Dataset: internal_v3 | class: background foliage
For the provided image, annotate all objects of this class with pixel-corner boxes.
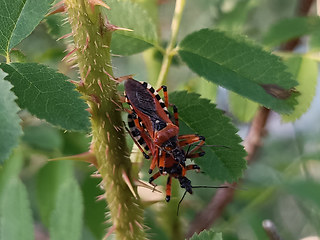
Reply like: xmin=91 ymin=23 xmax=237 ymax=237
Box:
xmin=0 ymin=0 xmax=320 ymax=239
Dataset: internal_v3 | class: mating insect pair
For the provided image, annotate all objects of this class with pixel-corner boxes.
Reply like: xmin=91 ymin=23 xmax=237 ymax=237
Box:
xmin=122 ymin=78 xmax=206 ymax=202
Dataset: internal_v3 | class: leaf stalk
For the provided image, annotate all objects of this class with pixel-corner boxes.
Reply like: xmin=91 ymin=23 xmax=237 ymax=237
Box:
xmin=156 ymin=0 xmax=186 ymax=88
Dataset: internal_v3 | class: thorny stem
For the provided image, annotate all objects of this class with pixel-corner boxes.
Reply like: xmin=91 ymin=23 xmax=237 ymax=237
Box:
xmin=186 ymin=0 xmax=314 ymax=237
xmin=156 ymin=0 xmax=186 ymax=88
xmin=65 ymin=1 xmax=145 ymax=239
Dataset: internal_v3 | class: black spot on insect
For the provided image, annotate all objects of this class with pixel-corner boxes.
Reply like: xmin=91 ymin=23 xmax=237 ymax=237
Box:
xmin=155 ymin=94 xmax=161 ymax=101
xmin=149 ymin=87 xmax=155 ymax=93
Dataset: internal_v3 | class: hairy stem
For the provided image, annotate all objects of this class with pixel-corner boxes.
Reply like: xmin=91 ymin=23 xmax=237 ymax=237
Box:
xmin=156 ymin=0 xmax=186 ymax=88
xmin=65 ymin=1 xmax=145 ymax=239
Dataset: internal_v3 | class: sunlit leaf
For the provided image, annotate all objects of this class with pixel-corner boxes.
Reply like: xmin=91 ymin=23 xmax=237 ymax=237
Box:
xmin=282 ymin=56 xmax=318 ymax=122
xmin=184 ymin=77 xmax=217 ymax=102
xmin=229 ymin=92 xmax=258 ymax=122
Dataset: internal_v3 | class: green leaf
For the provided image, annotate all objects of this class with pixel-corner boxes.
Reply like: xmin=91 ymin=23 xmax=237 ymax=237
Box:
xmin=0 ymin=69 xmax=22 ymax=164
xmin=0 ymin=149 xmax=24 ymax=194
xmin=36 ymin=161 xmax=73 ymax=226
xmin=189 ymin=230 xmax=223 ymax=240
xmin=263 ymin=16 xmax=320 ymax=47
xmin=82 ymin=176 xmax=107 ymax=239
xmin=309 ymin=30 xmax=320 ymax=50
xmin=22 ymin=124 xmax=63 ymax=151
xmin=184 ymin=77 xmax=217 ymax=102
xmin=282 ymin=56 xmax=318 ymax=122
xmin=170 ymin=91 xmax=247 ymax=182
xmin=178 ymin=29 xmax=298 ymax=114
xmin=45 ymin=14 xmax=72 ymax=40
xmin=285 ymin=180 xmax=320 ymax=209
xmin=9 ymin=49 xmax=27 ymax=63
xmin=131 ymin=0 xmax=158 ymax=25
xmin=229 ymin=92 xmax=258 ymax=122
xmin=49 ymin=178 xmax=83 ymax=240
xmin=218 ymin=0 xmax=258 ymax=32
xmin=0 ymin=0 xmax=54 ymax=56
xmin=105 ymin=0 xmax=159 ymax=55
xmin=0 ymin=63 xmax=90 ymax=131
xmin=0 ymin=178 xmax=34 ymax=240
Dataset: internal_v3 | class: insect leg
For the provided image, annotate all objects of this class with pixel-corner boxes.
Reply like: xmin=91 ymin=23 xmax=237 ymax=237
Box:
xmin=165 ymin=176 xmax=172 ymax=202
xmin=185 ymin=164 xmax=201 ymax=172
xmin=172 ymin=105 xmax=179 ymax=127
xmin=178 ymin=134 xmax=205 ymax=150
xmin=126 ymin=114 xmax=150 ymax=159
xmin=156 ymin=85 xmax=169 ymax=108
xmin=148 ymin=148 xmax=158 ymax=174
xmin=149 ymin=171 xmax=161 ymax=185
xmin=158 ymin=151 xmax=166 ymax=174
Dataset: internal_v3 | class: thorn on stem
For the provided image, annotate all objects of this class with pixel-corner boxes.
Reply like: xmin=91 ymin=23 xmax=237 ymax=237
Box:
xmin=96 ymin=194 xmax=105 ymax=201
xmin=57 ymin=32 xmax=73 ymax=41
xmin=47 ymin=2 xmax=66 ymax=16
xmin=103 ymin=225 xmax=116 ymax=240
xmin=62 ymin=48 xmax=78 ymax=62
xmin=88 ymin=0 xmax=110 ymax=12
xmin=49 ymin=151 xmax=97 ymax=167
xmin=122 ymin=169 xmax=138 ymax=199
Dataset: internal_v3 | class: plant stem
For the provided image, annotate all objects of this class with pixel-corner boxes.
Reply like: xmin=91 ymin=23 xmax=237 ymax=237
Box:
xmin=156 ymin=0 xmax=186 ymax=88
xmin=6 ymin=52 xmax=10 ymax=64
xmin=64 ymin=1 xmax=145 ymax=239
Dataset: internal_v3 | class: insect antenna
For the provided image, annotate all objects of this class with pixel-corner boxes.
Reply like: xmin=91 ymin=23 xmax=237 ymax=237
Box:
xmin=176 ymin=185 xmax=230 ymax=216
xmin=195 ymin=144 xmax=231 ymax=149
xmin=192 ymin=185 xmax=229 ymax=189
xmin=177 ymin=190 xmax=188 ymax=216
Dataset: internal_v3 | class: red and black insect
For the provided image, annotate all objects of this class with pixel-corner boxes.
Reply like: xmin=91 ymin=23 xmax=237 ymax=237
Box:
xmin=123 ymin=78 xmax=208 ymax=201
xmin=124 ymin=78 xmax=205 ymax=174
xmin=121 ymin=78 xmax=231 ymax=204
xmin=127 ymin=112 xmax=202 ymax=202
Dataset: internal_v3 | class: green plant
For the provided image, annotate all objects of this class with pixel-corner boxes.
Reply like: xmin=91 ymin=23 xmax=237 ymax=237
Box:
xmin=0 ymin=0 xmax=319 ymax=240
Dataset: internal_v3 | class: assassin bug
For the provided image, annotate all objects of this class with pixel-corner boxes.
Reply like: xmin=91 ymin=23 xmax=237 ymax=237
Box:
xmin=127 ymin=113 xmax=201 ymax=202
xmin=124 ymin=78 xmax=205 ymax=174
xmin=121 ymin=78 xmax=230 ymax=202
xmin=122 ymin=78 xmax=208 ymax=201
xmin=127 ymin=113 xmax=229 ymax=203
